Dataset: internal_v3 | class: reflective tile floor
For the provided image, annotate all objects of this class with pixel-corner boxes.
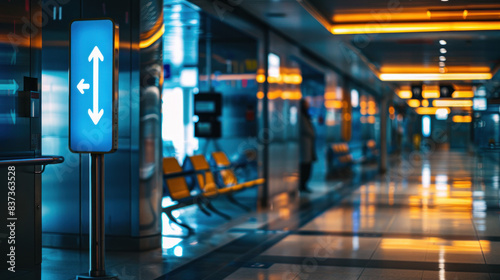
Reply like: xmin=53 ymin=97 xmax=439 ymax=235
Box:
xmin=214 ymin=151 xmax=500 ymax=280
xmin=7 ymin=151 xmax=500 ymax=279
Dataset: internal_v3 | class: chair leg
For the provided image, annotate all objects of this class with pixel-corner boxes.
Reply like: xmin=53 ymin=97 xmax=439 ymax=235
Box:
xmin=227 ymin=194 xmax=251 ymax=212
xmin=205 ymin=200 xmax=232 ymax=220
xmin=195 ymin=198 xmax=213 ymax=217
xmin=164 ymin=207 xmax=195 ymax=235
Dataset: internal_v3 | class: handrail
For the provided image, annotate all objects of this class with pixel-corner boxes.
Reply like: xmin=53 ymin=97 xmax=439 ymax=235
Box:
xmin=0 ymin=156 xmax=64 ymax=167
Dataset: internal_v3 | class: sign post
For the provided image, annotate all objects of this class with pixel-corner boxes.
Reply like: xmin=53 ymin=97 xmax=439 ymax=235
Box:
xmin=69 ymin=18 xmax=118 ymax=280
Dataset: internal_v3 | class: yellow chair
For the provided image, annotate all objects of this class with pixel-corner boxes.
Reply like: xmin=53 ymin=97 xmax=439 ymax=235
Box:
xmin=211 ymin=151 xmax=265 ymax=188
xmin=187 ymin=155 xmax=247 ymax=219
xmin=188 ymin=155 xmax=246 ymax=193
xmin=162 ymin=157 xmax=216 ymax=235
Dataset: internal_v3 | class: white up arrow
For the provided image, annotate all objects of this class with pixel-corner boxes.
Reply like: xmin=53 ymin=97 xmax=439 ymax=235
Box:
xmin=77 ymin=79 xmax=90 ymax=94
xmin=88 ymin=46 xmax=104 ymax=125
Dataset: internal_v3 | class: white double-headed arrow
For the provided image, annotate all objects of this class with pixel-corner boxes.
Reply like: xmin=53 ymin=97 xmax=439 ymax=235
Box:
xmin=76 ymin=46 xmax=105 ymax=124
xmin=87 ymin=46 xmax=104 ymax=125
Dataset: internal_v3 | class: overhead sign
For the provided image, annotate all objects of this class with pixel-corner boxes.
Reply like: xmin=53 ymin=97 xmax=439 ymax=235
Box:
xmin=69 ymin=19 xmax=118 ymax=153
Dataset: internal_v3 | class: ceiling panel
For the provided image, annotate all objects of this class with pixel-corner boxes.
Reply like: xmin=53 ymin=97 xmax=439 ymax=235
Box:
xmin=195 ymin=0 xmax=500 ymax=91
xmin=308 ymin=0 xmax=500 ymax=19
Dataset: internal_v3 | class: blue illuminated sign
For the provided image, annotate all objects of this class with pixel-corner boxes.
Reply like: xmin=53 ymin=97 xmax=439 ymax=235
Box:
xmin=69 ymin=19 xmax=118 ymax=153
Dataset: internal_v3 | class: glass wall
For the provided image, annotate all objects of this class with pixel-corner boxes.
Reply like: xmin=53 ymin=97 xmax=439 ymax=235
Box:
xmin=162 ymin=1 xmax=200 ymax=161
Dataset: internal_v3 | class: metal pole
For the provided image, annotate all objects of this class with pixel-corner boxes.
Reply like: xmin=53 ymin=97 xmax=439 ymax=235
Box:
xmin=78 ymin=154 xmax=116 ymax=279
xmin=379 ymin=98 xmax=388 ymax=173
xmin=261 ymin=29 xmax=270 ymax=208
xmin=90 ymin=153 xmax=105 ymax=277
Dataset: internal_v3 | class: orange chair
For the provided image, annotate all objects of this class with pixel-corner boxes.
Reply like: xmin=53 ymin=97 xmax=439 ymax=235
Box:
xmin=186 ymin=155 xmax=249 ymax=218
xmin=211 ymin=151 xmax=265 ymax=211
xmin=162 ymin=157 xmax=216 ymax=235
xmin=211 ymin=151 xmax=265 ymax=188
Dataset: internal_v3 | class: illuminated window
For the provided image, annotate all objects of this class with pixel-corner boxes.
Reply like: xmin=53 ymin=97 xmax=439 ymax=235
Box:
xmin=268 ymin=53 xmax=280 ymax=78
xmin=351 ymin=89 xmax=359 ymax=108
xmin=436 ymin=108 xmax=449 ymax=120
xmin=180 ymin=68 xmax=198 ymax=87
xmin=422 ymin=116 xmax=431 ymax=137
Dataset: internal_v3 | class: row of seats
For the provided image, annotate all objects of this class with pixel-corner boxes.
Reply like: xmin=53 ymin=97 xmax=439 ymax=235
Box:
xmin=327 ymin=140 xmax=379 ymax=176
xmin=364 ymin=139 xmax=379 ymax=162
xmin=162 ymin=151 xmax=264 ymax=235
xmin=327 ymin=142 xmax=356 ymax=175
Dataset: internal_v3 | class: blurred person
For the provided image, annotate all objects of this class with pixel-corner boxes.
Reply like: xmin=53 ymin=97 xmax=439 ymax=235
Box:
xmin=299 ymin=99 xmax=317 ymax=193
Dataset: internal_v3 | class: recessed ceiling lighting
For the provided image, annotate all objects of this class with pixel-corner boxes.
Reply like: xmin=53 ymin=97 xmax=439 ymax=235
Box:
xmin=439 ymin=40 xmax=447 ymax=45
xmin=439 ymin=62 xmax=445 ymax=67
xmin=440 ymin=48 xmax=447 ymax=54
xmin=439 ymin=56 xmax=446 ymax=61
xmin=441 ymin=0 xmax=448 ymax=2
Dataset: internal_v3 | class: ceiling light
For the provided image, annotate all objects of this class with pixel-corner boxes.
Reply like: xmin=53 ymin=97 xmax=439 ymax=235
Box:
xmin=439 ymin=68 xmax=446 ymax=73
xmin=452 ymin=91 xmax=474 ymax=98
xmin=439 ymin=40 xmax=447 ymax=45
xmin=329 ymin=21 xmax=500 ymax=34
xmin=433 ymin=99 xmax=473 ymax=107
xmin=439 ymin=56 xmax=446 ymax=61
xmin=397 ymin=90 xmax=412 ymax=99
xmin=407 ymin=99 xmax=421 ymax=107
xmin=332 ymin=10 xmax=500 ymax=23
xmin=440 ymin=48 xmax=447 ymax=54
xmin=422 ymin=86 xmax=440 ymax=98
xmin=416 ymin=107 xmax=450 ymax=115
xmin=452 ymin=115 xmax=472 ymax=123
xmin=379 ymin=73 xmax=491 ymax=81
xmin=439 ymin=62 xmax=445 ymax=67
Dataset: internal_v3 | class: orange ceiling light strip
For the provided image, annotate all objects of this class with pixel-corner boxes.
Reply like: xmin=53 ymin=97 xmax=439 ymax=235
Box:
xmin=332 ymin=10 xmax=500 ymax=23
xmin=415 ymin=107 xmax=450 ymax=115
xmin=452 ymin=91 xmax=474 ymax=98
xmin=397 ymin=90 xmax=412 ymax=99
xmin=427 ymin=10 xmax=466 ymax=19
xmin=453 ymin=115 xmax=472 ymax=123
xmin=330 ymin=21 xmax=500 ymax=35
xmin=333 ymin=12 xmax=430 ymax=23
xmin=407 ymin=99 xmax=420 ymax=108
xmin=380 ymin=66 xmax=491 ymax=73
xmin=325 ymin=100 xmax=343 ymax=109
xmin=379 ymin=73 xmax=492 ymax=81
xmin=422 ymin=85 xmax=440 ymax=99
xmin=433 ymin=99 xmax=473 ymax=107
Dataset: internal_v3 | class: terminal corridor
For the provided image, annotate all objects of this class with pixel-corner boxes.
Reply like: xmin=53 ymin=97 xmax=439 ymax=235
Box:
xmin=214 ymin=151 xmax=500 ymax=280
xmin=4 ymin=0 xmax=500 ymax=279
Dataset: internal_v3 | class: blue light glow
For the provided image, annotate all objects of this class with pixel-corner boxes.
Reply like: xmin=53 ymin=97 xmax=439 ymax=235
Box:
xmin=422 ymin=116 xmax=431 ymax=137
xmin=351 ymin=89 xmax=359 ymax=108
xmin=70 ymin=19 xmax=115 ymax=153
